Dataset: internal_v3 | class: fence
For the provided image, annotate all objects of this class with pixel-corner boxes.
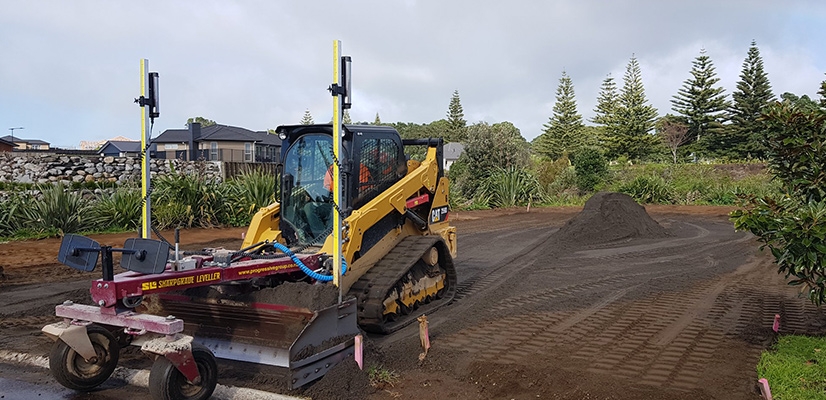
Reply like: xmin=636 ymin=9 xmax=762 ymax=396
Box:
xmin=222 ymin=162 xmax=278 ymax=180
xmin=153 ymin=149 xmax=279 ymax=164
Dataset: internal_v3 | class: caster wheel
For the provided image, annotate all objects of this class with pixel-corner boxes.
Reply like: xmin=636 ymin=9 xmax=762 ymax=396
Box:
xmin=49 ymin=324 xmax=120 ymax=391
xmin=149 ymin=343 xmax=217 ymax=400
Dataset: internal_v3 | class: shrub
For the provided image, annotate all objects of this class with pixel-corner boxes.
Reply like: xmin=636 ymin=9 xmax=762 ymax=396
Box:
xmin=535 ymin=156 xmax=570 ymax=193
xmin=0 ymin=193 xmax=26 ymax=237
xmin=151 ymin=172 xmax=226 ymax=229
xmin=20 ymin=183 xmax=95 ymax=235
xmin=571 ymin=147 xmax=608 ymax=193
xmin=481 ymin=166 xmax=540 ymax=208
xmin=619 ymin=175 xmax=673 ymax=204
xmin=222 ymin=170 xmax=278 ymax=226
xmin=92 ymin=187 xmax=143 ymax=231
xmin=732 ymin=98 xmax=826 ymax=304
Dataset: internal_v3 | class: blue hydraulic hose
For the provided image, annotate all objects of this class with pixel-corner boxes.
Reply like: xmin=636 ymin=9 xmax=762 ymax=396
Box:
xmin=271 ymin=242 xmax=347 ymax=282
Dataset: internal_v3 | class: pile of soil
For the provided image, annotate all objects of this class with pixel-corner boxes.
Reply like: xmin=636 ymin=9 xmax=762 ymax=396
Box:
xmin=554 ymin=192 xmax=668 ymax=245
xmin=0 ymin=266 xmax=5 ymax=282
xmin=241 ymin=281 xmax=339 ymax=310
xmin=303 ymin=358 xmax=374 ymax=400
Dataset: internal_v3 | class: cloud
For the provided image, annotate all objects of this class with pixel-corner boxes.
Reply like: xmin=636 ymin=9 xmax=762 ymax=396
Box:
xmin=1 ymin=0 xmax=824 ymax=146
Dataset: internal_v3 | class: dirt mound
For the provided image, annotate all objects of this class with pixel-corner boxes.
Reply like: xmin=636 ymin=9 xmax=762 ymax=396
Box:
xmin=555 ymin=192 xmax=668 ymax=245
xmin=303 ymin=358 xmax=374 ymax=400
xmin=241 ymin=281 xmax=339 ymax=310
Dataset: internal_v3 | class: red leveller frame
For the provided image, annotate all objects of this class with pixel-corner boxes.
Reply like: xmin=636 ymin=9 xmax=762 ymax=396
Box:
xmin=43 ymin=248 xmax=322 ymax=395
xmin=89 ymin=254 xmax=314 ymax=312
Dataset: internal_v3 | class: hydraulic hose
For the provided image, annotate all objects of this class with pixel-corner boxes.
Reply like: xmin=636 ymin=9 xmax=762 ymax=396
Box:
xmin=271 ymin=242 xmax=346 ymax=282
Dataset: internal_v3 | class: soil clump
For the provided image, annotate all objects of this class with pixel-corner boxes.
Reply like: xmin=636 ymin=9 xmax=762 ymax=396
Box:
xmin=303 ymin=358 xmax=374 ymax=400
xmin=554 ymin=191 xmax=668 ymax=245
xmin=240 ymin=281 xmax=339 ymax=310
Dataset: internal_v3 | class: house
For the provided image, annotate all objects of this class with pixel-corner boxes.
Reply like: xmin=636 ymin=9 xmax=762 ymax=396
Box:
xmin=152 ymin=123 xmax=281 ymax=163
xmin=98 ymin=140 xmax=142 ymax=157
xmin=0 ymin=135 xmax=50 ymax=151
xmin=80 ymin=135 xmax=136 ymax=150
xmin=0 ymin=137 xmax=14 ymax=152
xmin=443 ymin=142 xmax=464 ymax=171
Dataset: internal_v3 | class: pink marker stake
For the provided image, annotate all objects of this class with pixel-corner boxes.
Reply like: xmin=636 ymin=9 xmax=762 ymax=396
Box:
xmin=354 ymin=334 xmax=363 ymax=370
xmin=758 ymin=378 xmax=773 ymax=400
xmin=772 ymin=314 xmax=780 ymax=333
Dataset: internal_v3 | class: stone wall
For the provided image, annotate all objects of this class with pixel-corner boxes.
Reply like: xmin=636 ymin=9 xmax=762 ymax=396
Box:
xmin=0 ymin=153 xmax=223 ymax=185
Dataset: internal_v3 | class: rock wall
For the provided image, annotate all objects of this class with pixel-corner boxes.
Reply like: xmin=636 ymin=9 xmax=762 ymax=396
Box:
xmin=0 ymin=153 xmax=223 ymax=185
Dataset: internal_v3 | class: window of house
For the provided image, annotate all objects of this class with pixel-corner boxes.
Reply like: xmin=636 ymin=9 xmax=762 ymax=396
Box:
xmin=210 ymin=142 xmax=218 ymax=161
xmin=244 ymin=143 xmax=253 ymax=162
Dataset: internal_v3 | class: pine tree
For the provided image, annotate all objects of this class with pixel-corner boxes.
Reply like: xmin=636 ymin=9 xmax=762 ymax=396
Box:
xmin=591 ymin=74 xmax=619 ymax=148
xmin=592 ymin=74 xmax=618 ymax=127
xmin=300 ymin=109 xmax=314 ymax=125
xmin=534 ymin=71 xmax=584 ymax=160
xmin=608 ymin=56 xmax=659 ymax=160
xmin=446 ymin=90 xmax=467 ymax=142
xmin=671 ymin=49 xmax=730 ymax=156
xmin=373 ymin=113 xmax=382 ymax=125
xmin=728 ymin=41 xmax=776 ymax=159
xmin=343 ymin=110 xmax=352 ymax=124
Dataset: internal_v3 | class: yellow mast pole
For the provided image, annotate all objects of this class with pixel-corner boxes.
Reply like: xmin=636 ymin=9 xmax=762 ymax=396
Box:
xmin=139 ymin=59 xmax=151 ymax=239
xmin=332 ymin=41 xmax=343 ymax=302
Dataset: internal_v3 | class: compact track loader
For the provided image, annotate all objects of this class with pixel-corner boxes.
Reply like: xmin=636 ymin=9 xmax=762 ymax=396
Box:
xmin=42 ymin=123 xmax=457 ymax=400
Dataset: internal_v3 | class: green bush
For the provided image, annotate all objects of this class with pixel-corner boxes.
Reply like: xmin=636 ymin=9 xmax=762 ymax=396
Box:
xmin=0 ymin=193 xmax=26 ymax=237
xmin=481 ymin=167 xmax=540 ymax=208
xmin=619 ymin=175 xmax=673 ymax=204
xmin=20 ymin=183 xmax=95 ymax=235
xmin=571 ymin=147 xmax=607 ymax=193
xmin=732 ymin=98 xmax=826 ymax=304
xmin=151 ymin=172 xmax=226 ymax=229
xmin=222 ymin=170 xmax=278 ymax=226
xmin=92 ymin=187 xmax=143 ymax=231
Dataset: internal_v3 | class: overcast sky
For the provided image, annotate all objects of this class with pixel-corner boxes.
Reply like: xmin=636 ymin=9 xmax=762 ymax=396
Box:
xmin=2 ymin=1 xmax=825 ymax=148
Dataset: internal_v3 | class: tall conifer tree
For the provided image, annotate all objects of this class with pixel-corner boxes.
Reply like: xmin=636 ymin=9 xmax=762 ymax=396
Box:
xmin=818 ymin=74 xmax=826 ymax=108
xmin=608 ymin=56 xmax=658 ymax=160
xmin=300 ymin=109 xmax=314 ymax=125
xmin=446 ymin=90 xmax=467 ymax=142
xmin=671 ymin=49 xmax=730 ymax=156
xmin=591 ymin=74 xmax=619 ymax=147
xmin=728 ymin=41 xmax=776 ymax=159
xmin=534 ymin=71 xmax=584 ymax=160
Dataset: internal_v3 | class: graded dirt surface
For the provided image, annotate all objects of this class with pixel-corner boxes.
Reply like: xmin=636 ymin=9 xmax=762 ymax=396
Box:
xmin=1 ymin=203 xmax=822 ymax=400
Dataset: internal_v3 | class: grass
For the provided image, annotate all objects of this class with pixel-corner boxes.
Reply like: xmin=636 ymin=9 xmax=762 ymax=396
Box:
xmin=367 ymin=364 xmax=399 ymax=388
xmin=758 ymin=335 xmax=826 ymax=399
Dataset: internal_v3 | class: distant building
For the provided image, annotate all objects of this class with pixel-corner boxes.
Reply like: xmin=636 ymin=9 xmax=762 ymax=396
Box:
xmin=98 ymin=140 xmax=142 ymax=157
xmin=0 ymin=137 xmax=14 ymax=152
xmin=80 ymin=136 xmax=136 ymax=150
xmin=152 ymin=123 xmax=281 ymax=163
xmin=443 ymin=142 xmax=464 ymax=171
xmin=0 ymin=135 xmax=50 ymax=151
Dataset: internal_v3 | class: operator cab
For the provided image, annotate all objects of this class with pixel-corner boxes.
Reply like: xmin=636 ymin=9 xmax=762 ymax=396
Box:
xmin=276 ymin=124 xmax=407 ymax=246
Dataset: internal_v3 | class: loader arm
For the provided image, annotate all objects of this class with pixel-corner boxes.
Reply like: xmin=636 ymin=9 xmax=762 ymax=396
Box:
xmin=324 ymin=145 xmax=457 ymax=292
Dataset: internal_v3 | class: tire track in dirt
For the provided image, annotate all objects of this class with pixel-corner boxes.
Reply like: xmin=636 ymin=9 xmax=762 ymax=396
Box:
xmin=452 ymin=227 xmax=561 ymax=302
xmin=440 ymin=219 xmax=821 ymax=394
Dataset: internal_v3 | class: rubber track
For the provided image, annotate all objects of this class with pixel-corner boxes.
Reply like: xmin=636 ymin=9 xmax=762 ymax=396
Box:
xmin=348 ymin=235 xmax=458 ymax=334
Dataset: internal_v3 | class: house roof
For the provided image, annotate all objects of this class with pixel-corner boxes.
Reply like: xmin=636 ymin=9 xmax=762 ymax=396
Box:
xmin=444 ymin=142 xmax=465 ymax=160
xmin=153 ymin=124 xmax=281 ymax=146
xmin=0 ymin=135 xmax=50 ymax=145
xmin=100 ymin=140 xmax=142 ymax=154
xmin=0 ymin=137 xmax=14 ymax=146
